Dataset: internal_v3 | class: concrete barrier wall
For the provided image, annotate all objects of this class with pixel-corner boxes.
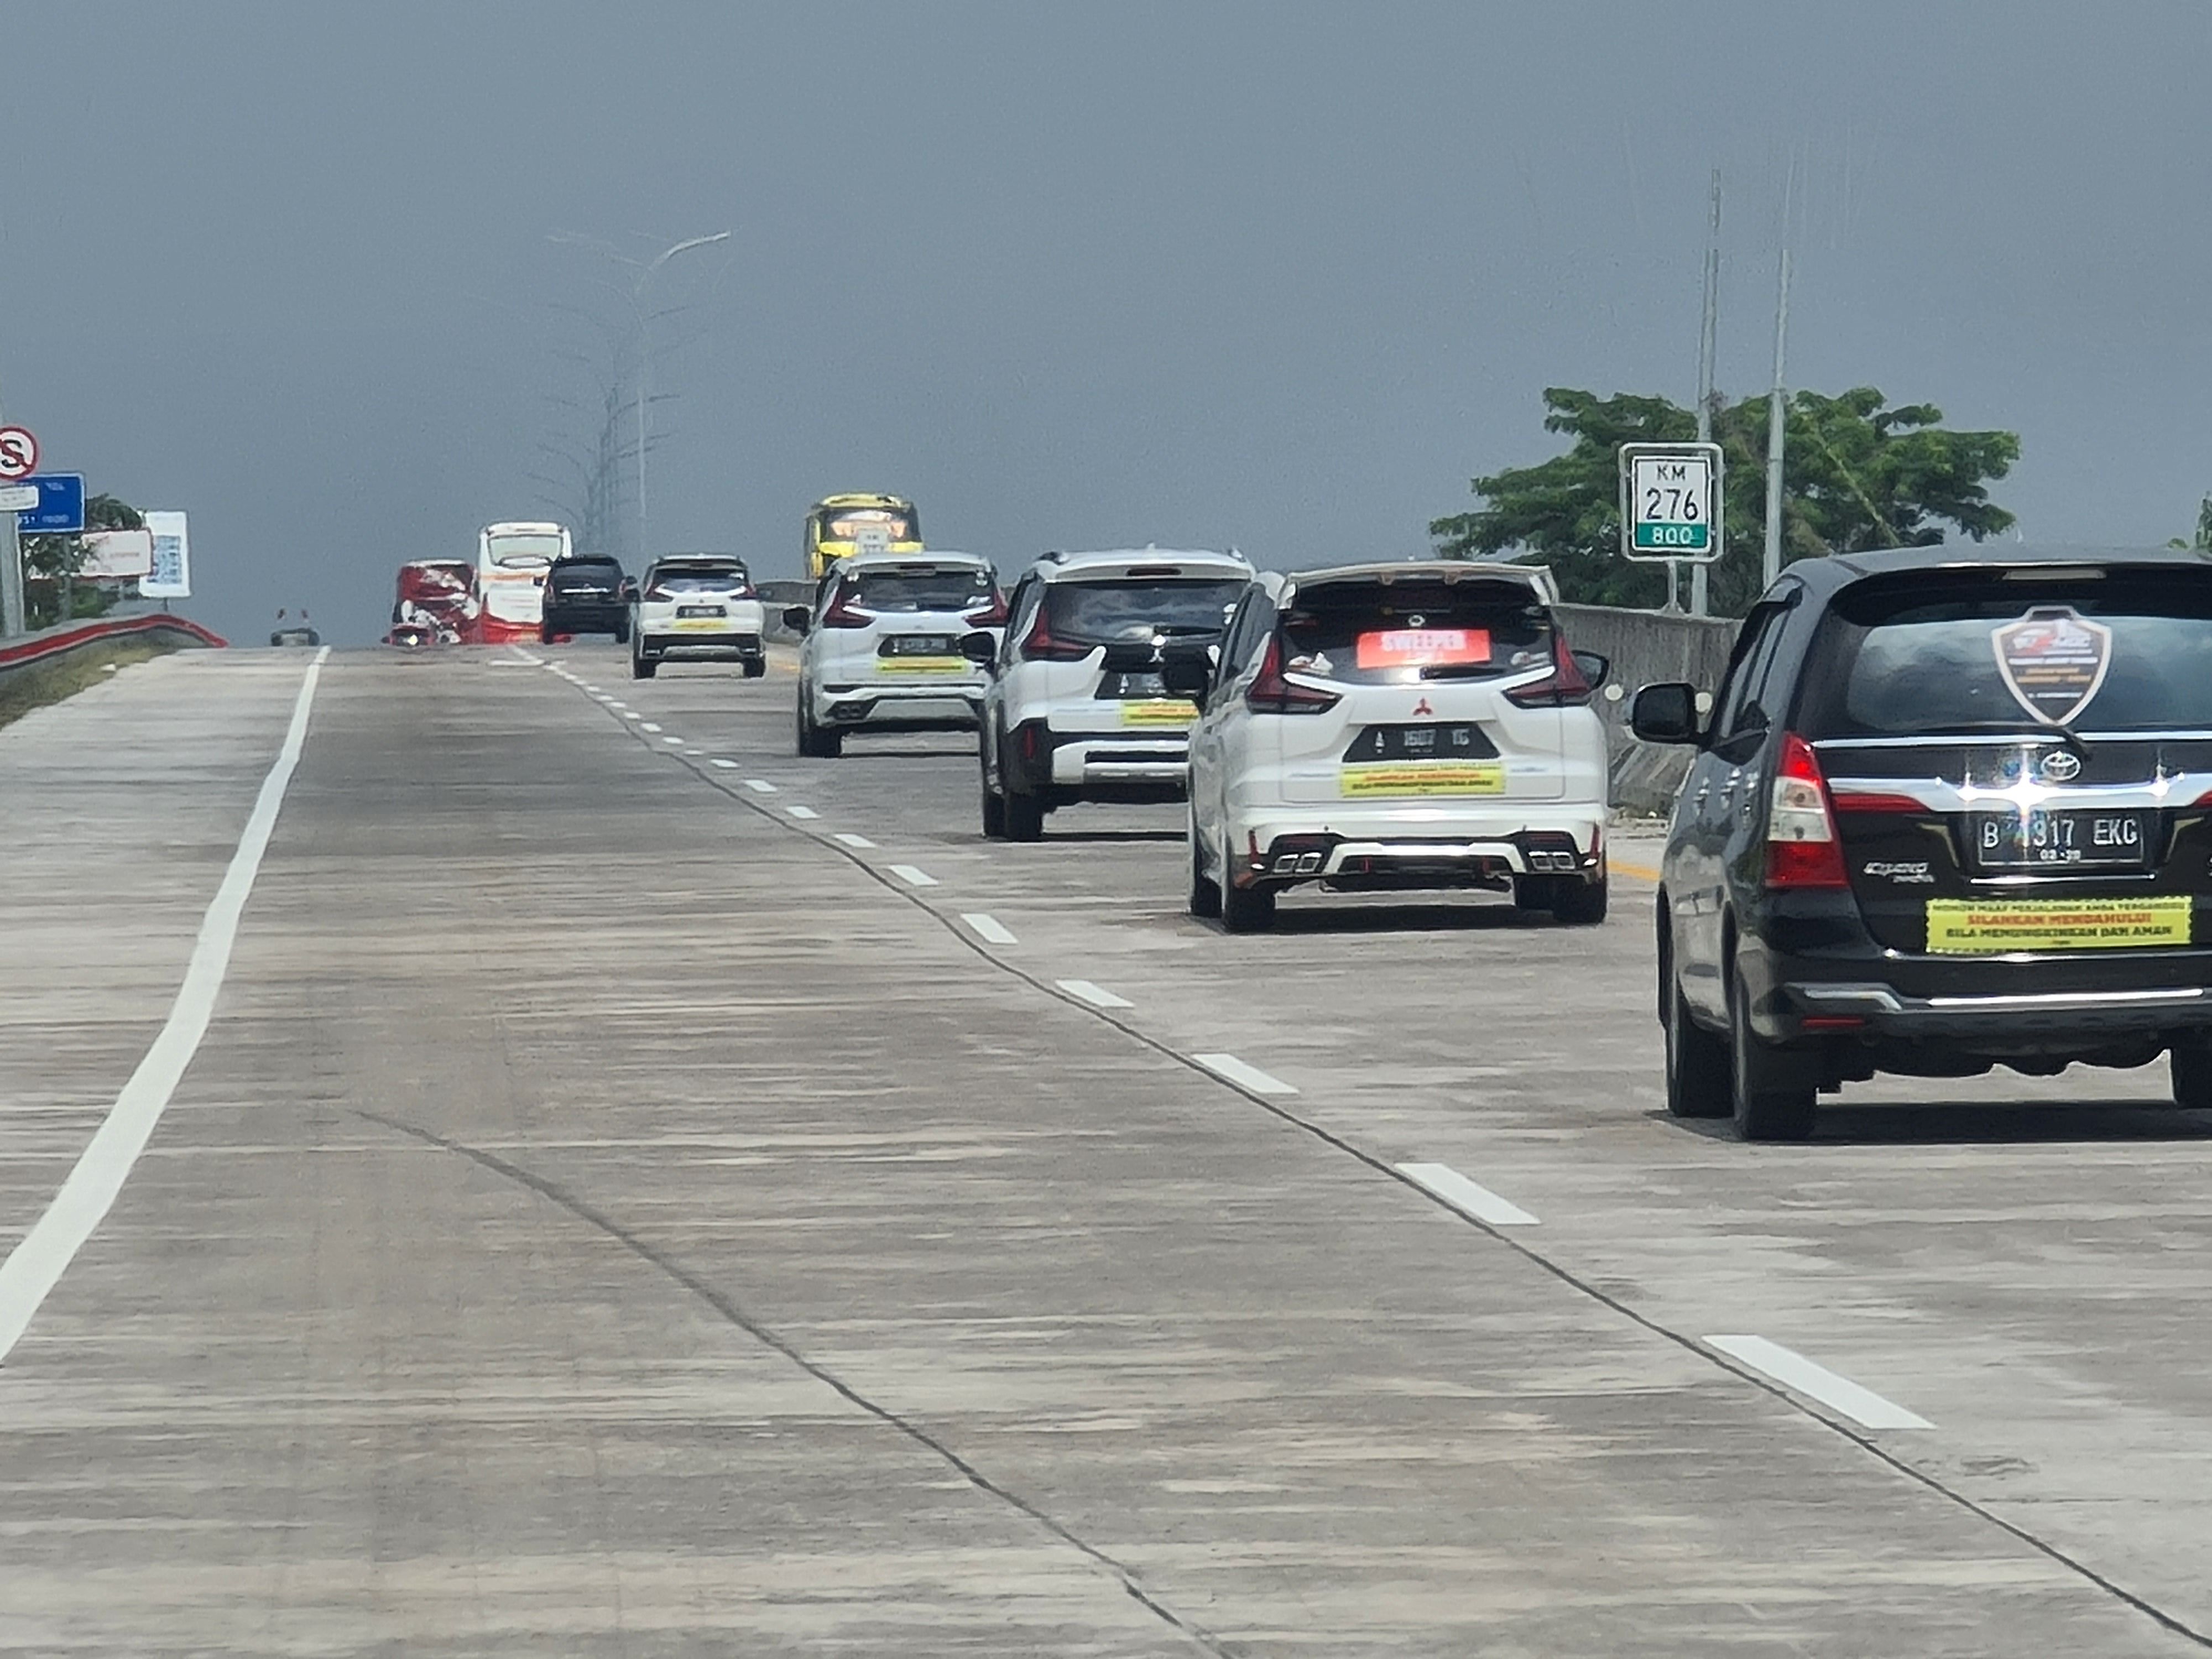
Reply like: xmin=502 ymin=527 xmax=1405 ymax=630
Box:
xmin=1554 ymin=603 xmax=1740 ymax=818
xmin=0 ymin=613 xmax=227 ymax=728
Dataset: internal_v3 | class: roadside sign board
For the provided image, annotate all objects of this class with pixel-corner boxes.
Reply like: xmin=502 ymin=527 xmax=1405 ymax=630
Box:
xmin=1619 ymin=442 xmax=1723 ymax=564
xmin=15 ymin=473 xmax=85 ymax=535
xmin=80 ymin=528 xmax=153 ymax=580
xmin=0 ymin=484 xmax=37 ymax=513
xmin=142 ymin=511 xmax=191 ymax=598
xmin=0 ymin=426 xmax=36 ymax=481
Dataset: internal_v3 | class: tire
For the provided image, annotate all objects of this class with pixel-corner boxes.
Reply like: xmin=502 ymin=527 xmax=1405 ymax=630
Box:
xmin=979 ymin=729 xmax=1008 ymax=838
xmin=614 ymin=615 xmax=632 ymax=645
xmin=1665 ymin=965 xmax=1733 ymax=1119
xmin=1511 ymin=875 xmax=1557 ymax=911
xmin=1730 ymin=967 xmax=1817 ymax=1142
xmin=1552 ymin=876 xmax=1609 ymax=926
xmin=2173 ymin=1042 xmax=2212 ymax=1109
xmin=1004 ymin=790 xmax=1045 ymax=842
xmin=1188 ymin=817 xmax=1223 ymax=919
xmin=1222 ymin=877 xmax=1277 ymax=933
xmin=630 ymin=651 xmax=656 ymax=680
xmin=742 ymin=658 xmax=766 ymax=679
xmin=795 ymin=701 xmax=841 ymax=758
xmin=539 ymin=619 xmax=557 ymax=645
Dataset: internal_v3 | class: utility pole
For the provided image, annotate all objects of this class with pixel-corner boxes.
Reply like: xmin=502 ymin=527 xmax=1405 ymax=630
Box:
xmin=1690 ymin=169 xmax=1720 ymax=618
xmin=1761 ymin=247 xmax=1792 ymax=591
xmin=0 ymin=364 xmax=22 ymax=637
xmin=630 ymin=231 xmax=731 ymax=565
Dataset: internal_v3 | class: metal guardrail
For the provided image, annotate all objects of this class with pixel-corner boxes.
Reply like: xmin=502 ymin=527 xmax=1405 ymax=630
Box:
xmin=0 ymin=613 xmax=227 ymax=682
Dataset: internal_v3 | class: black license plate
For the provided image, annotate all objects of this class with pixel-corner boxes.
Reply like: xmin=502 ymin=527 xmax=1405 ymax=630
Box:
xmin=677 ymin=604 xmax=725 ymax=619
xmin=1969 ymin=809 xmax=2153 ymax=872
xmin=883 ymin=634 xmax=956 ymax=656
xmin=1103 ymin=670 xmax=1170 ymax=698
xmin=1343 ymin=722 xmax=1498 ymax=763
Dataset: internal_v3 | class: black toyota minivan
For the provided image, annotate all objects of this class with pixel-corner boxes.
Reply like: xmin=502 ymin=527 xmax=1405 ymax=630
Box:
xmin=1632 ymin=545 xmax=2212 ymax=1140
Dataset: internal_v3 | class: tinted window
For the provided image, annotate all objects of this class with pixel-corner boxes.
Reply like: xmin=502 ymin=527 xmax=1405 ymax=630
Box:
xmin=1712 ymin=603 xmax=1791 ymax=741
xmin=649 ymin=564 xmax=749 ymax=594
xmin=1277 ymin=578 xmax=1552 ymax=685
xmin=848 ymin=567 xmax=994 ymax=613
xmin=1044 ymin=580 xmax=1245 ymax=643
xmin=817 ymin=507 xmax=917 ymax=544
xmin=1798 ymin=569 xmax=2212 ymax=737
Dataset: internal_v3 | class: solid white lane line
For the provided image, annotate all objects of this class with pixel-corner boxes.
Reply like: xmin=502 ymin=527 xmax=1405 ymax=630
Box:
xmin=1396 ymin=1161 xmax=1539 ymax=1227
xmin=0 ymin=649 xmax=329 ymax=1364
xmin=889 ymin=864 xmax=938 ymax=887
xmin=786 ymin=805 xmax=819 ymax=820
xmin=835 ymin=833 xmax=876 ymax=849
xmin=641 ymin=721 xmax=663 ymax=732
xmin=1193 ymin=1053 xmax=1297 ymax=1095
xmin=710 ymin=758 xmax=738 ymax=769
xmin=1705 ymin=1335 xmax=1933 ymax=1431
xmin=962 ymin=912 xmax=1018 ymax=945
xmin=1057 ymin=979 xmax=1133 ymax=1010
xmin=744 ymin=779 xmax=778 ymax=794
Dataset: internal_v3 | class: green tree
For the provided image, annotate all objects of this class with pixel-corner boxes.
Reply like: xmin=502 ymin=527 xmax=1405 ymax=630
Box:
xmin=1431 ymin=387 xmax=2020 ymax=614
xmin=2170 ymin=496 xmax=2212 ymax=551
xmin=24 ymin=494 xmax=143 ymax=628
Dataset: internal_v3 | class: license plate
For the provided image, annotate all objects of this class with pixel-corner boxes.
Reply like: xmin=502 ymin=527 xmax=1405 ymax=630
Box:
xmin=883 ymin=634 xmax=956 ymax=656
xmin=1927 ymin=896 xmax=2193 ymax=954
xmin=1105 ymin=670 xmax=1170 ymax=698
xmin=1120 ymin=698 xmax=1198 ymax=727
xmin=676 ymin=604 xmax=725 ymax=618
xmin=1339 ymin=760 xmax=1506 ymax=797
xmin=672 ymin=618 xmax=731 ymax=632
xmin=1343 ymin=722 xmax=1498 ymax=763
xmin=1968 ymin=809 xmax=2152 ymax=872
xmin=874 ymin=656 xmax=969 ymax=676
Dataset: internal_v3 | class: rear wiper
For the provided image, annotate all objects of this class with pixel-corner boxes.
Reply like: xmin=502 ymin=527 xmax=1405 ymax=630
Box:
xmin=1418 ymin=664 xmax=1501 ymax=680
xmin=1917 ymin=720 xmax=2093 ymax=760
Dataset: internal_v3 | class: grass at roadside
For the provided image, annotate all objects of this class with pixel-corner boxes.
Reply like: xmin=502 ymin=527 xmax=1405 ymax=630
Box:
xmin=0 ymin=638 xmax=182 ymax=732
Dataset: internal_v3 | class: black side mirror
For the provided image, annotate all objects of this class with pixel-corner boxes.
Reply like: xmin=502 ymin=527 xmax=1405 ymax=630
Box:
xmin=1630 ymin=682 xmax=1702 ymax=745
xmin=781 ymin=605 xmax=812 ymax=634
xmin=1573 ymin=650 xmax=1610 ymax=691
xmin=1159 ymin=643 xmax=1214 ymax=702
xmin=959 ymin=630 xmax=998 ymax=666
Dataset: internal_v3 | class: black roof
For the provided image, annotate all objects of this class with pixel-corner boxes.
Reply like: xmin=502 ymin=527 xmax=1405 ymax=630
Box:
xmin=1782 ymin=542 xmax=2212 ymax=598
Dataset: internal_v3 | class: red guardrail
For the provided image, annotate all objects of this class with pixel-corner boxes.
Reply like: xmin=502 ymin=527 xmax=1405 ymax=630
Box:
xmin=0 ymin=613 xmax=227 ymax=672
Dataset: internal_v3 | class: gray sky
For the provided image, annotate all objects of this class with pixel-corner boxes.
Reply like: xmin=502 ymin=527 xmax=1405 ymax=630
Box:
xmin=5 ymin=1 xmax=2208 ymax=643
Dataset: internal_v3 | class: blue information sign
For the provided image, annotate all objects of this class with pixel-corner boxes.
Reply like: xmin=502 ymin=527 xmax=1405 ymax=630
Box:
xmin=17 ymin=473 xmax=85 ymax=535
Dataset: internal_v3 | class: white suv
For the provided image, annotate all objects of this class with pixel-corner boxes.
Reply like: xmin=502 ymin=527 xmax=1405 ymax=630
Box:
xmin=972 ymin=548 xmax=1253 ymax=841
xmin=786 ymin=551 xmax=1004 ymax=758
xmin=631 ymin=555 xmax=767 ymax=679
xmin=1168 ymin=562 xmax=1611 ymax=931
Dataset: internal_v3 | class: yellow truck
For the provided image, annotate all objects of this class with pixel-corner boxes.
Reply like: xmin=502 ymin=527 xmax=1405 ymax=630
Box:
xmin=805 ymin=493 xmax=922 ymax=579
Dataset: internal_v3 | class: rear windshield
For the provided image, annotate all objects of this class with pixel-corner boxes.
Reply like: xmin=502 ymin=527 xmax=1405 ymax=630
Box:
xmin=1045 ymin=580 xmax=1244 ymax=643
xmin=1798 ymin=569 xmax=2212 ymax=737
xmin=650 ymin=565 xmax=748 ymax=593
xmin=552 ymin=560 xmax=623 ymax=581
xmin=848 ymin=567 xmax=994 ymax=613
xmin=818 ymin=507 xmax=917 ymax=544
xmin=1281 ymin=579 xmax=1554 ymax=685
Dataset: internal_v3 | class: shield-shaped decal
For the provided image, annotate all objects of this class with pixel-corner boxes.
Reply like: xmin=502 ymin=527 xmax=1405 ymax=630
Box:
xmin=1991 ymin=606 xmax=2112 ymax=725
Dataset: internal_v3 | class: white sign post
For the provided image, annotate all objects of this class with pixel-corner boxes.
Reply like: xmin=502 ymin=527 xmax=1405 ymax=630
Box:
xmin=0 ymin=425 xmax=32 ymax=638
xmin=1619 ymin=441 xmax=1724 ymax=568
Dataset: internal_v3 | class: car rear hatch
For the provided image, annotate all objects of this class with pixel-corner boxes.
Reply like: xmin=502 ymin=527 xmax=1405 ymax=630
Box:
xmin=839 ymin=564 xmax=1000 ymax=677
xmin=1271 ymin=574 xmax=1580 ymax=802
xmin=1030 ymin=570 xmax=1246 ymax=726
xmin=1799 ymin=563 xmax=2212 ymax=961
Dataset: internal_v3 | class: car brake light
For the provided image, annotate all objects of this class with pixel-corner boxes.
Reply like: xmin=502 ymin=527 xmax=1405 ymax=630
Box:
xmin=822 ymin=586 xmax=872 ymax=629
xmin=966 ymin=590 xmax=1009 ymax=627
xmin=1020 ymin=604 xmax=1093 ymax=661
xmin=1831 ymin=789 xmax=1934 ymax=814
xmin=1765 ymin=732 xmax=1851 ymax=889
xmin=1245 ymin=634 xmax=1340 ymax=715
xmin=1503 ymin=635 xmax=1593 ymax=708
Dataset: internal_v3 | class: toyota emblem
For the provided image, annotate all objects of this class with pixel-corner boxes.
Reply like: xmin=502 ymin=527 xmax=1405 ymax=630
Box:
xmin=2038 ymin=748 xmax=2083 ymax=784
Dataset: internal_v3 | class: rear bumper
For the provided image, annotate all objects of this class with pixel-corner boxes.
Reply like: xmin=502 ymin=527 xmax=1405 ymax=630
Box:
xmin=1230 ymin=804 xmax=1603 ymax=886
xmin=642 ymin=632 xmax=763 ymax=659
xmin=1047 ymin=732 xmax=1189 ymax=789
xmin=1785 ymin=980 xmax=2212 ymax=1041
xmin=821 ymin=681 xmax=984 ymax=728
xmin=545 ymin=602 xmax=626 ymax=632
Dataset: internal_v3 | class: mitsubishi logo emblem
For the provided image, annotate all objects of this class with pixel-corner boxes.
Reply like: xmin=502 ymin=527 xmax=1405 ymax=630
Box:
xmin=1412 ymin=697 xmax=1434 ymax=717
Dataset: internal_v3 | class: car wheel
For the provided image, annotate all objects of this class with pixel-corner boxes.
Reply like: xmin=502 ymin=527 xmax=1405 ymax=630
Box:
xmin=539 ymin=620 xmax=556 ymax=645
xmin=2172 ymin=1042 xmax=2212 ymax=1109
xmin=1729 ymin=967 xmax=1817 ymax=1142
xmin=614 ymin=615 xmax=632 ymax=644
xmin=742 ymin=658 xmax=767 ymax=679
xmin=1003 ymin=789 xmax=1045 ymax=842
xmin=1221 ymin=876 xmax=1276 ymax=933
xmin=630 ymin=650 xmax=656 ymax=680
xmin=796 ymin=701 xmax=841 ymax=758
xmin=1552 ymin=875 xmax=1608 ymax=926
xmin=1188 ymin=815 xmax=1223 ymax=919
xmin=1665 ymin=965 xmax=1733 ymax=1119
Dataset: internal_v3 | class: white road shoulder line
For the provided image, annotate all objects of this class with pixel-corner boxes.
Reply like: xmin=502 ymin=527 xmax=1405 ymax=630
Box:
xmin=1705 ymin=1335 xmax=1932 ymax=1430
xmin=1058 ymin=979 xmax=1133 ymax=1010
xmin=1193 ymin=1053 xmax=1297 ymax=1095
xmin=889 ymin=864 xmax=938 ymax=887
xmin=743 ymin=778 xmax=778 ymax=794
xmin=962 ymin=912 xmax=1018 ymax=945
xmin=1396 ymin=1161 xmax=1540 ymax=1227
xmin=0 ymin=648 xmax=329 ymax=1364
xmin=835 ymin=833 xmax=876 ymax=849
xmin=786 ymin=805 xmax=819 ymax=820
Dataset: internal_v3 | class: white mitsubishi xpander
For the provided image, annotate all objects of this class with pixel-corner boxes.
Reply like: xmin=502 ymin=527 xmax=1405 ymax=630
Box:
xmin=1168 ymin=562 xmax=1611 ymax=932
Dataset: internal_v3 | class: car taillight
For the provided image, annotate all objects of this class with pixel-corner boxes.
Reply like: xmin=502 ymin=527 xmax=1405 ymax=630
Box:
xmin=1831 ymin=788 xmax=1934 ymax=815
xmin=822 ymin=587 xmax=872 ymax=629
xmin=1765 ymin=732 xmax=1850 ymax=890
xmin=1503 ymin=635 xmax=1593 ymax=708
xmin=1245 ymin=635 xmax=1340 ymax=715
xmin=1019 ymin=606 xmax=1093 ymax=661
xmin=966 ymin=591 xmax=1009 ymax=628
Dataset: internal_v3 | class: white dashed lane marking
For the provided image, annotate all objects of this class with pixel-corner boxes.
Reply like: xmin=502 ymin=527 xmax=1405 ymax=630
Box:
xmin=1397 ymin=1161 xmax=1539 ymax=1228
xmin=786 ymin=805 xmax=819 ymax=820
xmin=889 ymin=864 xmax=938 ymax=888
xmin=744 ymin=779 xmax=778 ymax=794
xmin=1705 ymin=1336 xmax=1933 ymax=1431
xmin=1057 ymin=979 xmax=1131 ymax=1010
xmin=834 ymin=833 xmax=876 ymax=849
xmin=641 ymin=722 xmax=663 ymax=733
xmin=1193 ymin=1053 xmax=1297 ymax=1095
xmin=710 ymin=759 xmax=738 ymax=770
xmin=962 ymin=913 xmax=1017 ymax=945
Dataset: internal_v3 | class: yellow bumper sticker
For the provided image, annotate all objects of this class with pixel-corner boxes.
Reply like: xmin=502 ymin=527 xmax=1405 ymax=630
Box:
xmin=1120 ymin=699 xmax=1199 ymax=727
xmin=1339 ymin=761 xmax=1507 ymax=797
xmin=1926 ymin=896 xmax=2194 ymax=954
xmin=875 ymin=656 xmax=971 ymax=676
xmin=672 ymin=618 xmax=734 ymax=633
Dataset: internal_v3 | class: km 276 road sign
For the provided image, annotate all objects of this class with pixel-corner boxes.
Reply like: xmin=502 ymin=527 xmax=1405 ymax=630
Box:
xmin=1618 ymin=441 xmax=1723 ymax=565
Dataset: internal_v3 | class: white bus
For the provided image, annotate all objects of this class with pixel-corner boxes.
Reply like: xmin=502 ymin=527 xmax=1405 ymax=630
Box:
xmin=475 ymin=521 xmax=571 ymax=643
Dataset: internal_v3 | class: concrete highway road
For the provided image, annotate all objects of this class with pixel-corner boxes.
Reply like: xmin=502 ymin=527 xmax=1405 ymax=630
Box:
xmin=6 ymin=643 xmax=2212 ymax=1656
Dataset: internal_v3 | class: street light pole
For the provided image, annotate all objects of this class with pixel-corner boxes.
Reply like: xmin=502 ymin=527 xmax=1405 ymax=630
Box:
xmin=630 ymin=231 xmax=730 ymax=565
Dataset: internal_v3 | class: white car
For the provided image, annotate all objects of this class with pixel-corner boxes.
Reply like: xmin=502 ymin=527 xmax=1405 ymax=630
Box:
xmin=631 ymin=555 xmax=767 ymax=680
xmin=974 ymin=548 xmax=1254 ymax=840
xmin=1169 ymin=561 xmax=1611 ymax=932
xmin=786 ymin=550 xmax=1004 ymax=758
